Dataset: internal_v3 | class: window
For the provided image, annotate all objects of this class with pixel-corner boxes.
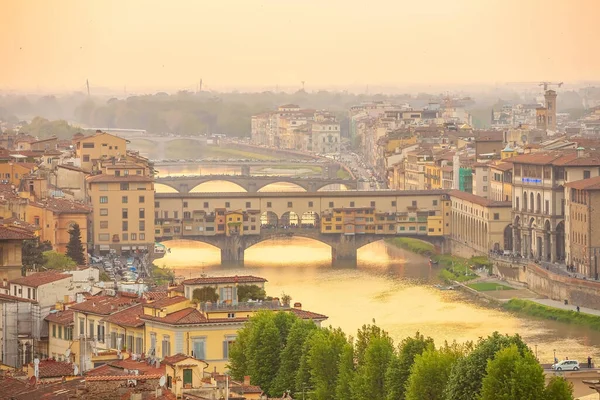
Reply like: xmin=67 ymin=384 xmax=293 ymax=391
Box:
xmin=52 ymin=324 xmax=56 ymax=338
xmin=32 ymin=289 xmax=36 ymax=300
xmin=120 ymin=183 xmax=129 ymax=190
xmin=181 ymin=201 xmax=188 ymax=209
xmin=99 ymin=233 xmax=110 ymax=241
xmin=392 ymin=201 xmax=396 ymax=207
xmin=175 ymin=211 xmax=179 ymax=219
xmin=135 ymin=337 xmax=143 ymax=354
xmin=79 ymin=318 xmax=85 ymax=337
xmin=183 ymin=369 xmax=193 ymax=385
xmin=584 ymin=170 xmax=591 ymax=179
xmin=329 ymin=201 xmax=334 ymax=207
xmin=192 ymin=338 xmax=206 ymax=360
xmin=183 ymin=211 xmax=191 ymax=219
xmin=122 ymin=221 xmax=128 ymax=231
xmin=114 ymin=170 xmax=120 ymax=177
xmin=483 ymin=176 xmax=488 ymax=182
xmin=122 ymin=233 xmax=128 ymax=241
xmin=204 ymin=202 xmax=209 ymax=208
xmin=493 ymin=213 xmax=499 ymax=220
xmin=308 ymin=201 xmax=314 ymax=207
xmin=325 ymin=226 xmax=332 ymax=231
xmin=370 ymin=201 xmax=376 ymax=207
xmin=225 ymin=202 xmax=230 ymax=208
xmin=139 ymin=208 xmax=145 ymax=219
xmin=122 ymin=209 xmax=128 ymax=219
xmin=288 ymin=202 xmax=293 ymax=207
xmin=139 ymin=221 xmax=145 ymax=231
xmin=122 ymin=196 xmax=128 ymax=204
xmin=131 ymin=233 xmax=137 ymax=240
xmin=412 ymin=201 xmax=417 ymax=207
xmin=34 ymin=216 xmax=40 ymax=226
xmin=155 ymin=201 xmax=160 ymax=208
xmin=545 ymin=200 xmax=549 ymax=214
xmin=65 ymin=326 xmax=72 ymax=341
xmin=127 ymin=335 xmax=134 ymax=352
xmin=139 ymin=233 xmax=145 ymax=240
xmin=89 ymin=321 xmax=95 ymax=339
xmin=99 ymin=196 xmax=108 ymax=204
xmin=336 ymin=225 xmax=342 ymax=229
xmin=139 ymin=195 xmax=145 ymax=203
xmin=350 ymin=201 xmax=355 ymax=207
xmin=27 ymin=287 xmax=31 ymax=299
xmin=82 ymin=142 xmax=94 ymax=148
xmin=433 ymin=200 xmax=438 ymax=206
xmin=83 ymin=155 xmax=90 ymax=162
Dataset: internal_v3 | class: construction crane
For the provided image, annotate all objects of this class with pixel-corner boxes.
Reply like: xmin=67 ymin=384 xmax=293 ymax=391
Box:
xmin=538 ymin=81 xmax=563 ymax=91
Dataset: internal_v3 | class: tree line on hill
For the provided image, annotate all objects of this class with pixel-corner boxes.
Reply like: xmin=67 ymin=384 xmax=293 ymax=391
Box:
xmin=228 ymin=311 xmax=574 ymax=400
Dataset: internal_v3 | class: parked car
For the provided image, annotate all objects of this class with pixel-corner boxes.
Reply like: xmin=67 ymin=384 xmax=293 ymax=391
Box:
xmin=552 ymin=360 xmax=580 ymax=371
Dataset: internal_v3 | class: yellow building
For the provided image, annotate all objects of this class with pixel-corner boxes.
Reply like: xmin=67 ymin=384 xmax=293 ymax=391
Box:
xmin=449 ymin=190 xmax=512 ymax=254
xmin=489 ymin=162 xmax=513 ymax=202
xmin=0 ymin=162 xmax=37 ymax=186
xmin=87 ymin=170 xmax=155 ymax=255
xmin=45 ymin=308 xmax=74 ymax=361
xmin=26 ymin=198 xmax=91 ymax=255
xmin=425 ymin=164 xmax=442 ymax=190
xmin=101 ymin=303 xmax=146 ymax=354
xmin=225 ymin=210 xmax=243 ymax=236
xmin=0 ymin=225 xmax=35 ymax=281
xmin=142 ymin=275 xmax=327 ymax=374
xmin=74 ymin=131 xmax=128 ymax=172
xmin=163 ymin=354 xmax=209 ymax=397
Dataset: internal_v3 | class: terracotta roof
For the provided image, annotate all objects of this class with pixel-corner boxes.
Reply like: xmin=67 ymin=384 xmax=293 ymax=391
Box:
xmin=0 ymin=217 xmax=38 ymax=232
xmin=87 ymin=374 xmax=163 ymax=381
xmin=31 ymin=136 xmax=58 ymax=144
xmin=0 ymin=224 xmax=35 ymax=240
xmin=45 ymin=309 xmax=74 ymax=325
xmin=31 ymin=197 xmax=91 ymax=214
xmin=144 ymin=291 xmax=168 ymax=300
xmin=565 ymin=176 xmax=600 ymax=191
xmin=145 ymin=296 xmax=188 ymax=309
xmin=230 ymin=383 xmax=263 ymax=394
xmin=142 ymin=307 xmax=208 ymax=325
xmin=289 ymin=308 xmax=328 ymax=321
xmin=11 ymin=271 xmax=72 ymax=287
xmin=102 ymin=304 xmax=144 ymax=328
xmin=0 ymin=376 xmax=81 ymax=399
xmin=57 ymin=164 xmax=88 ymax=173
xmin=87 ymin=174 xmax=153 ymax=183
xmin=85 ymin=358 xmax=165 ymax=377
xmin=449 ymin=190 xmax=512 ymax=208
xmin=69 ymin=295 xmax=139 ymax=315
xmin=491 ymin=162 xmax=513 ymax=172
xmin=32 ymin=360 xmax=77 ymax=378
xmin=506 ymin=150 xmax=600 ymax=167
xmin=183 ymin=275 xmax=267 ymax=285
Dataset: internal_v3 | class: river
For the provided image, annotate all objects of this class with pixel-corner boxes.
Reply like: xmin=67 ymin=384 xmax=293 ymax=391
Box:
xmin=153 ymin=165 xmax=600 ymax=367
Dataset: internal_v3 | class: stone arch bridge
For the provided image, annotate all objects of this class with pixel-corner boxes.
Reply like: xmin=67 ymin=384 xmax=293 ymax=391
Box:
xmin=156 ymin=228 xmax=447 ymax=266
xmin=155 ymin=175 xmax=357 ymax=193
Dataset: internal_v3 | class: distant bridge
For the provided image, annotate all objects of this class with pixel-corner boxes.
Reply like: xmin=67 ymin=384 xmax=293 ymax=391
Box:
xmin=153 ymin=189 xmax=452 ymax=266
xmin=154 ymin=175 xmax=357 ymax=193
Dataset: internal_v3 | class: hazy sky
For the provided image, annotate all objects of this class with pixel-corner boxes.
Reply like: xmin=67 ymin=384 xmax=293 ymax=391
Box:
xmin=1 ymin=0 xmax=599 ymax=92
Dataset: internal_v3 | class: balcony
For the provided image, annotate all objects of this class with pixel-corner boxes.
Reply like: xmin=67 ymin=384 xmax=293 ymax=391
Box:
xmin=201 ymin=300 xmax=289 ymax=312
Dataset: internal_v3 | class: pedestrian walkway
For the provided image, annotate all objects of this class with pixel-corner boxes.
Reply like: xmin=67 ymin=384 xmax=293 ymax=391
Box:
xmin=531 ymin=298 xmax=600 ymax=317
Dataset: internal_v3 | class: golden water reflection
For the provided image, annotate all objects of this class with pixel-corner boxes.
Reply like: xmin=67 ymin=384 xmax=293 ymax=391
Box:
xmin=159 ymin=238 xmax=600 ymax=364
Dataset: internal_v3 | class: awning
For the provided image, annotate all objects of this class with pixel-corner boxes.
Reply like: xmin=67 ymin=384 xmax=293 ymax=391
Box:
xmin=121 ymin=246 xmax=131 ymax=250
xmin=99 ymin=245 xmax=110 ymax=251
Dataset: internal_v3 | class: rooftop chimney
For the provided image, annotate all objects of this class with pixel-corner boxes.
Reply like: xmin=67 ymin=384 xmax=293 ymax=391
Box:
xmin=577 ymin=146 xmax=585 ymax=158
xmin=244 ymin=376 xmax=251 ymax=386
xmin=293 ymin=302 xmax=302 ymax=310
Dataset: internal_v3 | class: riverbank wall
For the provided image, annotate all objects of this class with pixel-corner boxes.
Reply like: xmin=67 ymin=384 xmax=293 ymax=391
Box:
xmin=448 ymin=238 xmax=486 ymax=259
xmin=494 ymin=260 xmax=600 ymax=310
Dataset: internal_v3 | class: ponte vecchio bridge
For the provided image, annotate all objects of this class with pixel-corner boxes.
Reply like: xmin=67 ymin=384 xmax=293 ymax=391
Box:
xmin=154 ymin=190 xmax=452 ymax=266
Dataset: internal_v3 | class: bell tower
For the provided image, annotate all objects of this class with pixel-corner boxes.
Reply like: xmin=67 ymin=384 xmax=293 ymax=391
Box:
xmin=544 ymin=90 xmax=557 ymax=132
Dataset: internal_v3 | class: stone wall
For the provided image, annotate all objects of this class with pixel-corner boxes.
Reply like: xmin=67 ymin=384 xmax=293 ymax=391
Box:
xmin=85 ymin=377 xmax=160 ymax=400
xmin=448 ymin=238 xmax=485 ymax=259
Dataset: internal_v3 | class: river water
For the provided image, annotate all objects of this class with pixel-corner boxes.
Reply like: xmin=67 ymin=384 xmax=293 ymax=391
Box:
xmin=153 ymin=165 xmax=600 ymax=365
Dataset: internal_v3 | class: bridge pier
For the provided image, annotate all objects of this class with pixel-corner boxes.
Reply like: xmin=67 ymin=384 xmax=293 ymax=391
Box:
xmin=241 ymin=165 xmax=251 ymax=176
xmin=331 ymin=235 xmax=358 ymax=267
xmin=220 ymin=236 xmax=246 ymax=266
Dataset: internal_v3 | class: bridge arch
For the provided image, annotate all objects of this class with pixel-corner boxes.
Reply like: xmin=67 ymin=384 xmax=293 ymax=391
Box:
xmin=189 ymin=180 xmax=247 ymax=193
xmin=300 ymin=211 xmax=320 ymax=228
xmin=256 ymin=181 xmax=307 ymax=192
xmin=280 ymin=211 xmax=300 ymax=227
xmin=317 ymin=183 xmax=350 ymax=191
xmin=260 ymin=211 xmax=279 ymax=228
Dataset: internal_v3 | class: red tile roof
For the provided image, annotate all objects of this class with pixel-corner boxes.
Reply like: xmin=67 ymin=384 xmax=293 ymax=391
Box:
xmin=289 ymin=308 xmax=328 ymax=321
xmin=183 ymin=275 xmax=267 ymax=285
xmin=30 ymin=198 xmax=91 ymax=214
xmin=32 ymin=360 xmax=77 ymax=378
xmin=144 ymin=291 xmax=168 ymax=300
xmin=142 ymin=307 xmax=208 ymax=325
xmin=57 ymin=164 xmax=88 ymax=173
xmin=506 ymin=150 xmax=600 ymax=167
xmin=69 ymin=295 xmax=139 ymax=315
xmin=102 ymin=304 xmax=144 ymax=328
xmin=565 ymin=176 xmax=600 ymax=190
xmin=45 ymin=309 xmax=74 ymax=325
xmin=0 ymin=217 xmax=38 ymax=233
xmin=87 ymin=374 xmax=163 ymax=381
xmin=87 ymin=174 xmax=153 ymax=183
xmin=145 ymin=296 xmax=188 ymax=309
xmin=11 ymin=271 xmax=72 ymax=287
xmin=0 ymin=224 xmax=35 ymax=240
xmin=491 ymin=162 xmax=513 ymax=172
xmin=449 ymin=190 xmax=512 ymax=208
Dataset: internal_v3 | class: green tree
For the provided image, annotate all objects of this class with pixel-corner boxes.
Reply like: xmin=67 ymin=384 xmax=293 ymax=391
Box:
xmin=246 ymin=313 xmax=282 ymax=396
xmin=66 ymin=223 xmax=86 ymax=265
xmin=405 ymin=342 xmax=466 ymax=400
xmin=544 ymin=376 xmax=574 ymax=400
xmin=228 ymin=322 xmax=251 ymax=380
xmin=272 ymin=311 xmax=297 ymax=347
xmin=334 ymin=342 xmax=355 ymax=400
xmin=237 ymin=284 xmax=266 ymax=301
xmin=444 ymin=332 xmax=529 ymax=400
xmin=306 ymin=328 xmax=348 ymax=400
xmin=22 ymin=239 xmax=52 ymax=272
xmin=42 ymin=251 xmax=76 ymax=270
xmin=480 ymin=344 xmax=545 ymax=400
xmin=352 ymin=336 xmax=395 ymax=400
xmin=354 ymin=323 xmax=392 ymax=366
xmin=151 ymin=263 xmax=174 ymax=285
xmin=272 ymin=319 xmax=318 ymax=396
xmin=192 ymin=287 xmax=219 ymax=303
xmin=385 ymin=331 xmax=434 ymax=400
